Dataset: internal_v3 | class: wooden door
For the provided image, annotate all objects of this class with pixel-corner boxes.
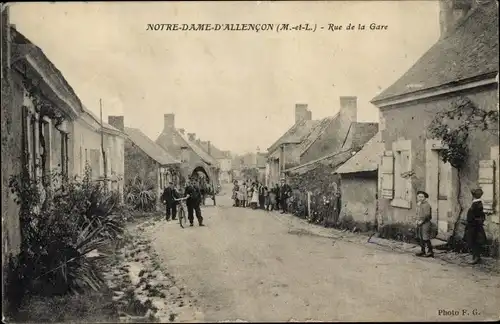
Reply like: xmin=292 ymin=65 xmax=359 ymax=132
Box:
xmin=437 ymin=158 xmax=452 ymax=233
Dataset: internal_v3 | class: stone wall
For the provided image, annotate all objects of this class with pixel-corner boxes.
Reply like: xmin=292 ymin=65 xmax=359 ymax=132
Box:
xmin=1 ymin=7 xmax=22 ymax=264
xmin=378 ymin=86 xmax=499 ymax=239
xmin=340 ymin=172 xmax=378 ymax=224
xmin=124 ymin=139 xmax=160 ymax=195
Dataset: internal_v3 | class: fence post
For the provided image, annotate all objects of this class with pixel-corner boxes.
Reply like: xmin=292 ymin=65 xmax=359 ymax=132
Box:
xmin=307 ymin=191 xmax=311 ymax=217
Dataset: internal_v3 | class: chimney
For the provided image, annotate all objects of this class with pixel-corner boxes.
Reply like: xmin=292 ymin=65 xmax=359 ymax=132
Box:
xmin=178 ymin=128 xmax=185 ymax=135
xmin=439 ymin=0 xmax=474 ymax=38
xmin=295 ymin=104 xmax=311 ymax=123
xmin=108 ymin=116 xmax=124 ymax=131
xmin=207 ymin=141 xmax=211 ymax=155
xmin=340 ymin=96 xmax=357 ymax=122
xmin=188 ymin=133 xmax=196 ymax=141
xmin=164 ymin=113 xmax=175 ymax=130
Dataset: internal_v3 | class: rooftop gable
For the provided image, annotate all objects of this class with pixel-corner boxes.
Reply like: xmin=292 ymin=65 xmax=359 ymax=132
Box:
xmin=372 ymin=2 xmax=498 ymax=103
xmin=125 ymin=127 xmax=179 ymax=166
xmin=336 ymin=132 xmax=383 ymax=174
xmin=11 ymin=27 xmax=85 ymax=119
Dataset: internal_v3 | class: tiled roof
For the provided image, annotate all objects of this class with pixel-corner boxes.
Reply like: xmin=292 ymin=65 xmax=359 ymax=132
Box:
xmin=372 ymin=2 xmax=499 ymax=102
xmin=82 ymin=106 xmax=123 ymax=133
xmin=11 ymin=27 xmax=85 ymax=114
xmin=336 ymin=132 xmax=383 ymax=174
xmin=177 ymin=131 xmax=219 ymax=166
xmin=285 ymin=121 xmax=379 ymax=174
xmin=298 ymin=117 xmax=336 ymax=155
xmin=341 ymin=122 xmax=379 ymax=150
xmin=285 ymin=149 xmax=354 ymax=175
xmin=268 ymin=117 xmax=335 ymax=154
xmin=267 ymin=120 xmax=320 ymax=152
xmin=125 ymin=127 xmax=179 ymax=166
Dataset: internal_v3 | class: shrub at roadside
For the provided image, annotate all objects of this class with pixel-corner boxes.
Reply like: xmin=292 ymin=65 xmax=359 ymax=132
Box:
xmin=5 ymin=165 xmax=126 ymax=316
xmin=124 ymin=175 xmax=158 ymax=212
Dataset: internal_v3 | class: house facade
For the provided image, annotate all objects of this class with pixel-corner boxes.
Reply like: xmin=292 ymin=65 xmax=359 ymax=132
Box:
xmin=2 ymin=23 xmax=85 ymax=262
xmin=266 ymin=97 xmax=378 ymax=186
xmin=372 ymin=0 xmax=499 ymax=242
xmin=335 ymin=132 xmax=384 ymax=227
xmin=155 ymin=113 xmax=220 ymax=186
xmin=72 ymin=110 xmax=126 ymax=198
xmin=217 ymin=151 xmax=233 ymax=184
xmin=123 ymin=125 xmax=180 ymax=201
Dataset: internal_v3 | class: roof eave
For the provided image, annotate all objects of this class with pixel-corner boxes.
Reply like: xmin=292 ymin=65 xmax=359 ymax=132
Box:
xmin=371 ymin=73 xmax=498 ymax=108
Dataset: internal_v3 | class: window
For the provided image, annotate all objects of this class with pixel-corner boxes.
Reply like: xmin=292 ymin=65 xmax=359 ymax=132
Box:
xmin=79 ymin=146 xmax=84 ymax=176
xmin=41 ymin=119 xmax=52 ymax=183
xmin=89 ymin=149 xmax=101 ymax=180
xmin=478 ymin=158 xmax=496 ymax=216
xmin=22 ymin=107 xmax=39 ymax=181
xmin=379 ymin=139 xmax=412 ymax=209
xmin=60 ymin=132 xmax=69 ymax=179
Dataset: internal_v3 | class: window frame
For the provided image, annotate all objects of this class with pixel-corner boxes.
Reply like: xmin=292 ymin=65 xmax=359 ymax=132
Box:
xmin=391 ymin=139 xmax=412 ymax=209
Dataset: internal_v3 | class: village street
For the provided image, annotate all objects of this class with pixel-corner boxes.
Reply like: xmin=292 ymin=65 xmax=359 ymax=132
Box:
xmin=145 ymin=185 xmax=500 ymax=323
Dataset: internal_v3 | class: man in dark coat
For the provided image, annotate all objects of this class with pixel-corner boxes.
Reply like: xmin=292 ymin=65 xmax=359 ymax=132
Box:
xmin=279 ymin=178 xmax=292 ymax=214
xmin=464 ymin=187 xmax=487 ymax=264
xmin=161 ymin=182 xmax=179 ymax=221
xmin=185 ymin=179 xmax=204 ymax=227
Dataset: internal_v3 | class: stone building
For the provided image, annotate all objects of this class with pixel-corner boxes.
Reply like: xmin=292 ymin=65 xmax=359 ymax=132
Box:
xmin=372 ymin=0 xmax=499 ymax=243
xmin=123 ymin=125 xmax=180 ymax=202
xmin=2 ymin=23 xmax=86 ymax=265
xmin=335 ymin=132 xmax=384 ymax=226
xmin=155 ymin=113 xmax=220 ymax=186
xmin=72 ymin=109 xmax=126 ymax=197
xmin=267 ymin=97 xmax=378 ymax=186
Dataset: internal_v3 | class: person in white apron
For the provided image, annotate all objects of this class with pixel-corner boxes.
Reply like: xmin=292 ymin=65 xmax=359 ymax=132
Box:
xmin=251 ymin=184 xmax=259 ymax=209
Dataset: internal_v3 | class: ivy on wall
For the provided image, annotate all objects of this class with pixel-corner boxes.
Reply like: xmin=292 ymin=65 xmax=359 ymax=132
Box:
xmin=427 ymin=96 xmax=498 ymax=169
xmin=427 ymin=95 xmax=499 ymax=247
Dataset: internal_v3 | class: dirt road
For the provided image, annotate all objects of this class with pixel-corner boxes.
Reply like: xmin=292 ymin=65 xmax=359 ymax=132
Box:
xmin=148 ymin=189 xmax=500 ymax=322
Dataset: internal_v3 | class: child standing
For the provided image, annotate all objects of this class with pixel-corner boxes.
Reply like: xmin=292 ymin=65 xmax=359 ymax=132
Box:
xmin=415 ymin=190 xmax=434 ymax=258
xmin=240 ymin=182 xmax=247 ymax=208
xmin=464 ymin=187 xmax=487 ymax=264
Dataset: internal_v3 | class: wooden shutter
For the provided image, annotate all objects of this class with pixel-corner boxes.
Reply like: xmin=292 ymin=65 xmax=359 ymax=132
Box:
xmin=90 ymin=149 xmax=100 ymax=179
xmin=381 ymin=151 xmax=394 ymax=199
xmin=478 ymin=160 xmax=495 ymax=213
xmin=106 ymin=148 xmax=111 ymax=176
xmin=400 ymin=150 xmax=411 ymax=201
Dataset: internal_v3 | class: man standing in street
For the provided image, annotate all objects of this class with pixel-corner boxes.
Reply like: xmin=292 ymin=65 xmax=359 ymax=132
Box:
xmin=279 ymin=177 xmax=292 ymax=214
xmin=185 ymin=178 xmax=204 ymax=227
xmin=161 ymin=182 xmax=179 ymax=221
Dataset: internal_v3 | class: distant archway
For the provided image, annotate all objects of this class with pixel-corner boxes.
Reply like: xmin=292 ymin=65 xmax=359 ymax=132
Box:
xmin=191 ymin=166 xmax=210 ymax=184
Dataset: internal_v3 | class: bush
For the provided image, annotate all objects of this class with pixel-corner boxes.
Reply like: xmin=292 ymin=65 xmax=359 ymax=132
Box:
xmin=5 ymin=165 xmax=125 ymax=315
xmin=124 ymin=175 xmax=157 ymax=212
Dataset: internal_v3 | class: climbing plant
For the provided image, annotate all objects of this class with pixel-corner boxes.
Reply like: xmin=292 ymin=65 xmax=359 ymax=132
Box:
xmin=427 ymin=96 xmax=499 ymax=250
xmin=22 ymin=76 xmax=65 ymax=128
xmin=427 ymin=96 xmax=498 ymax=169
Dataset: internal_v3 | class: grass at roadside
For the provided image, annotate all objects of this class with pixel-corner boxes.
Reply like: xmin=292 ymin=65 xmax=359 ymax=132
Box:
xmin=14 ymin=288 xmax=119 ymax=323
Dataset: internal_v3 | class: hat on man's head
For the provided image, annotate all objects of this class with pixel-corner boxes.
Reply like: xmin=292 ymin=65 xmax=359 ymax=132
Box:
xmin=416 ymin=190 xmax=429 ymax=199
xmin=471 ymin=186 xmax=484 ymax=199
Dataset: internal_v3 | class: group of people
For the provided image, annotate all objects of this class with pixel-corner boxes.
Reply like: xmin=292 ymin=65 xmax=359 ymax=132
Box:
xmin=414 ymin=186 xmax=487 ymax=264
xmin=160 ymin=178 xmax=205 ymax=227
xmin=232 ymin=178 xmax=292 ymax=213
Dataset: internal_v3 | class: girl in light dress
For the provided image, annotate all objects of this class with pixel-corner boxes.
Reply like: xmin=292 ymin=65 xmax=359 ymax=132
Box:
xmin=250 ymin=183 xmax=259 ymax=209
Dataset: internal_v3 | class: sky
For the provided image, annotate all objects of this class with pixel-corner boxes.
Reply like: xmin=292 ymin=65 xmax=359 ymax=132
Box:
xmin=10 ymin=1 xmax=440 ymax=155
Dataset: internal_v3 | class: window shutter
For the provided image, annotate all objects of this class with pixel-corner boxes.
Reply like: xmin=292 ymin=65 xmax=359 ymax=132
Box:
xmin=381 ymin=151 xmax=394 ymax=199
xmin=106 ymin=148 xmax=111 ymax=175
xmin=478 ymin=160 xmax=495 ymax=213
xmin=401 ymin=150 xmax=411 ymax=201
xmin=90 ymin=149 xmax=100 ymax=179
